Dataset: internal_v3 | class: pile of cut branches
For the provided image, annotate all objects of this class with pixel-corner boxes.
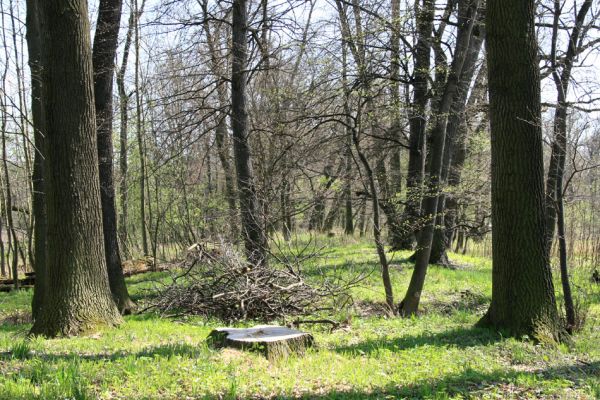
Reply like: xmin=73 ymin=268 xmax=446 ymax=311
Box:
xmin=145 ymin=240 xmax=362 ymax=322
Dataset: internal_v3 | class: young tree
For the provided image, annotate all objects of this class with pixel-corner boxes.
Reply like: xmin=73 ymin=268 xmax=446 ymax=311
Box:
xmin=392 ymin=0 xmax=434 ymax=250
xmin=93 ymin=0 xmax=135 ymax=314
xmin=479 ymin=0 xmax=560 ymax=338
xmin=544 ymin=0 xmax=593 ymax=332
xmin=30 ymin=0 xmax=123 ymax=337
xmin=399 ymin=0 xmax=480 ymax=316
xmin=231 ymin=0 xmax=268 ymax=267
xmin=25 ymin=0 xmax=46 ymax=319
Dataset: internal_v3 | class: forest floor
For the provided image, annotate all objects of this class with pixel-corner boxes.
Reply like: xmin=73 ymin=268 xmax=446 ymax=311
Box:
xmin=0 ymin=235 xmax=599 ymax=399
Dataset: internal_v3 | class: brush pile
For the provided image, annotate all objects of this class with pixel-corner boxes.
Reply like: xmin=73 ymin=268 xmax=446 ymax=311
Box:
xmin=147 ymin=241 xmax=359 ymax=322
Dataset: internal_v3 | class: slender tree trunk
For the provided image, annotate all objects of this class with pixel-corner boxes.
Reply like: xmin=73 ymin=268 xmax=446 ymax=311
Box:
xmin=0 ymin=216 xmax=4 ymax=277
xmin=133 ymin=0 xmax=148 ymax=256
xmin=0 ymin=5 xmax=19 ymax=290
xmin=116 ymin=2 xmax=140 ymax=257
xmin=444 ymin=62 xmax=487 ymax=247
xmin=201 ymin=5 xmax=239 ymax=239
xmin=428 ymin=12 xmax=485 ymax=265
xmin=341 ymin=35 xmax=354 ymax=237
xmin=92 ymin=0 xmax=135 ymax=314
xmin=400 ymin=0 xmax=479 ymax=316
xmin=8 ymin=0 xmax=34 ymax=273
xmin=30 ymin=0 xmax=122 ymax=337
xmin=26 ymin=0 xmax=46 ymax=320
xmin=231 ymin=0 xmax=268 ymax=267
xmin=353 ymin=135 xmax=394 ymax=311
xmin=544 ymin=0 xmax=591 ymax=331
xmin=323 ymin=191 xmax=343 ymax=232
xmin=393 ymin=0 xmax=434 ymax=250
xmin=478 ymin=0 xmax=559 ymax=339
xmin=381 ymin=0 xmax=404 ymax=244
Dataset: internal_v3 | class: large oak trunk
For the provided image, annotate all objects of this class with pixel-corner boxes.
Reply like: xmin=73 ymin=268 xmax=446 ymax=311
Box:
xmin=479 ymin=0 xmax=559 ymax=339
xmin=30 ymin=0 xmax=123 ymax=337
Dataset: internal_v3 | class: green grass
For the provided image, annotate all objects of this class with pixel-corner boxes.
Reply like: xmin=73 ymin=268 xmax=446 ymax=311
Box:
xmin=0 ymin=236 xmax=598 ymax=399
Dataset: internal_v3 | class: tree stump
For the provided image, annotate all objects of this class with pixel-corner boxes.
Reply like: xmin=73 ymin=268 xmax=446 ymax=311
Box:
xmin=207 ymin=325 xmax=314 ymax=359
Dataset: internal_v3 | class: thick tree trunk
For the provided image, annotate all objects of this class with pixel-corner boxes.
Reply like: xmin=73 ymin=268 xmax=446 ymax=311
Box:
xmin=25 ymin=0 xmax=47 ymax=319
xmin=231 ymin=0 xmax=268 ymax=267
xmin=30 ymin=0 xmax=123 ymax=337
xmin=478 ymin=0 xmax=559 ymax=339
xmin=92 ymin=0 xmax=135 ymax=314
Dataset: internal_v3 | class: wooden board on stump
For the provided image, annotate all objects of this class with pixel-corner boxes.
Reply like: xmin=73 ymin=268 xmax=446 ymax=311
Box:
xmin=207 ymin=325 xmax=314 ymax=359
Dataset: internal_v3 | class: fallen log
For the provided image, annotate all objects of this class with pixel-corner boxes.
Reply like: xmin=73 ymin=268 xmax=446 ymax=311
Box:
xmin=0 ymin=285 xmax=34 ymax=293
xmin=0 ymin=277 xmax=35 ymax=286
xmin=207 ymin=325 xmax=314 ymax=359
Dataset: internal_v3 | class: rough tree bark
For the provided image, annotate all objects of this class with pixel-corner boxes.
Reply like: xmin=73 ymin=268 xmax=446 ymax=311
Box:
xmin=231 ymin=0 xmax=268 ymax=267
xmin=478 ymin=0 xmax=560 ymax=339
xmin=92 ymin=0 xmax=135 ymax=314
xmin=30 ymin=0 xmax=123 ymax=337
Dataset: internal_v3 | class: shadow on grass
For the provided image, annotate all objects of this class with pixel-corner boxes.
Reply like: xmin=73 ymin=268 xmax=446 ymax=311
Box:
xmin=276 ymin=361 xmax=600 ymax=399
xmin=0 ymin=341 xmax=209 ymax=362
xmin=334 ymin=326 xmax=502 ymax=356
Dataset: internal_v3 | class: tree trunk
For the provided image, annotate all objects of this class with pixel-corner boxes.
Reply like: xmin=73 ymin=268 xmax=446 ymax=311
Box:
xmin=342 ymin=39 xmax=354 ymax=236
xmin=231 ymin=0 xmax=268 ymax=267
xmin=323 ymin=191 xmax=343 ymax=232
xmin=478 ymin=0 xmax=559 ymax=339
xmin=133 ymin=0 xmax=149 ymax=256
xmin=444 ymin=61 xmax=487 ymax=248
xmin=380 ymin=0 xmax=403 ymax=243
xmin=92 ymin=0 xmax=135 ymax=314
xmin=0 ymin=101 xmax=19 ymax=291
xmin=428 ymin=12 xmax=485 ymax=265
xmin=116 ymin=3 xmax=138 ymax=257
xmin=399 ymin=0 xmax=479 ymax=316
xmin=201 ymin=5 xmax=239 ymax=239
xmin=544 ymin=0 xmax=592 ymax=331
xmin=25 ymin=0 xmax=47 ymax=319
xmin=353 ymin=129 xmax=394 ymax=312
xmin=30 ymin=0 xmax=123 ymax=337
xmin=392 ymin=0 xmax=434 ymax=251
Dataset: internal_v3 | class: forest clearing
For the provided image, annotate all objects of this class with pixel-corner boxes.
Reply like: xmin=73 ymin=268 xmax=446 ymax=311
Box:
xmin=0 ymin=236 xmax=599 ymax=399
xmin=1 ymin=0 xmax=600 ymax=398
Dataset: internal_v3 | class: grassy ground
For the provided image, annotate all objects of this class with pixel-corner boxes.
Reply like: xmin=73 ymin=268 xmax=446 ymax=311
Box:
xmin=0 ymin=236 xmax=598 ymax=399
